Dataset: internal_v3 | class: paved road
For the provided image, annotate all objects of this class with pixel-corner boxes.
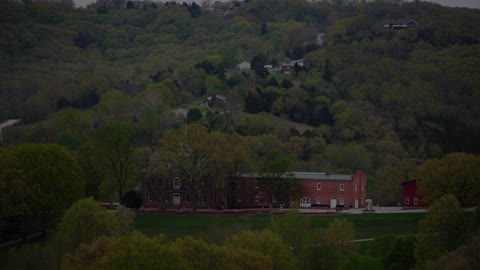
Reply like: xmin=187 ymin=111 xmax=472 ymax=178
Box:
xmin=0 ymin=119 xmax=21 ymax=130
xmin=138 ymin=206 xmax=434 ymax=215
xmin=0 ymin=119 xmax=21 ymax=142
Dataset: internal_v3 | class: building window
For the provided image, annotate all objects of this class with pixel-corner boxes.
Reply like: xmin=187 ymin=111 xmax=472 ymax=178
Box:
xmin=316 ymin=197 xmax=321 ymax=204
xmin=404 ymin=197 xmax=410 ymax=205
xmin=201 ymin=194 xmax=207 ymax=203
xmin=413 ymin=197 xmax=419 ymax=205
xmin=300 ymin=197 xmax=311 ymax=207
xmin=339 ymin=198 xmax=344 ymax=205
xmin=165 ymin=193 xmax=170 ymax=202
xmin=184 ymin=194 xmax=190 ymax=202
xmin=340 ymin=184 xmax=344 ymax=191
xmin=317 ymin=183 xmax=321 ymax=190
xmin=147 ymin=192 xmax=152 ymax=201
xmin=174 ymin=177 xmax=180 ymax=189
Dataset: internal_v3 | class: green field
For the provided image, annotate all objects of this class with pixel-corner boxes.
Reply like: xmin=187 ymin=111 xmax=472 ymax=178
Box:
xmin=135 ymin=212 xmax=426 ymax=241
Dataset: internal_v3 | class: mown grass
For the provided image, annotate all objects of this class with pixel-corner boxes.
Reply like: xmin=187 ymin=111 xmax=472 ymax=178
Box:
xmin=135 ymin=212 xmax=426 ymax=241
xmin=309 ymin=213 xmax=425 ymax=239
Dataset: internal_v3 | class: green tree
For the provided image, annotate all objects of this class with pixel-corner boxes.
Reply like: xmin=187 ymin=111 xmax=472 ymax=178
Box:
xmin=415 ymin=152 xmax=480 ymax=206
xmin=0 ymin=147 xmax=30 ymax=222
xmin=61 ymin=236 xmax=114 ymax=270
xmin=108 ymin=234 xmax=188 ymax=270
xmin=121 ymin=190 xmax=142 ymax=209
xmin=95 ymin=91 xmax=134 ymax=120
xmin=186 ymin=108 xmax=202 ymax=123
xmin=225 ymin=229 xmax=296 ymax=270
xmin=270 ymin=206 xmax=311 ymax=255
xmin=425 ymin=235 xmax=480 ymax=270
xmin=306 ymin=219 xmax=356 ymax=270
xmin=63 ymin=234 xmax=188 ymax=270
xmin=260 ymin=151 xmax=300 ymax=206
xmin=53 ymin=108 xmax=94 ymax=151
xmin=270 ymin=205 xmax=312 ymax=269
xmin=158 ymin=125 xmax=222 ymax=212
xmin=53 ymin=197 xmax=122 ymax=258
xmin=62 ymin=234 xmax=273 ymax=270
xmin=217 ymin=134 xmax=254 ymax=209
xmin=137 ymin=81 xmax=176 ymax=113
xmin=251 ymin=54 xmax=268 ymax=78
xmin=15 ymin=143 xmax=85 ymax=233
xmin=114 ymin=205 xmax=136 ymax=235
xmin=94 ymin=121 xmax=138 ymax=202
xmin=337 ymin=254 xmax=383 ymax=270
xmin=415 ymin=194 xmax=472 ymax=267
xmin=323 ymin=143 xmax=371 ymax=172
xmin=367 ymin=234 xmax=415 ymax=270
xmin=172 ymin=236 xmax=272 ymax=270
xmin=373 ymin=165 xmax=404 ymax=206
xmin=75 ymin=141 xmax=104 ymax=199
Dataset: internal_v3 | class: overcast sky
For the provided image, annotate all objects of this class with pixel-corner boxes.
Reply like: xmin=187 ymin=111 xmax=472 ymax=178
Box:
xmin=73 ymin=0 xmax=480 ymax=10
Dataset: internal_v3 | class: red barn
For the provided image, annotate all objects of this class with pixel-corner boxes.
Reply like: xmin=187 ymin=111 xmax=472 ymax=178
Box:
xmin=142 ymin=170 xmax=367 ymax=210
xmin=400 ymin=180 xmax=429 ymax=208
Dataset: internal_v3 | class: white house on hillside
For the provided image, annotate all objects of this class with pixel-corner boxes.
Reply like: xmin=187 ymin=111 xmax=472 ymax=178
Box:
xmin=237 ymin=61 xmax=251 ymax=70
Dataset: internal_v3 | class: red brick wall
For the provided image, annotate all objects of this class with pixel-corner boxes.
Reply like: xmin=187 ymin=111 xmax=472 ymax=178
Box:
xmin=142 ymin=171 xmax=367 ymax=209
xmin=298 ymin=171 xmax=366 ymax=208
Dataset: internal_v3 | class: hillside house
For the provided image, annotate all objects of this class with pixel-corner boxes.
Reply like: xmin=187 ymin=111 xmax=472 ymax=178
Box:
xmin=316 ymin=33 xmax=326 ymax=46
xmin=205 ymin=94 xmax=228 ymax=111
xmin=236 ymin=61 xmax=251 ymax=70
xmin=383 ymin=18 xmax=417 ymax=30
xmin=142 ymin=170 xmax=366 ymax=210
xmin=281 ymin=59 xmax=304 ymax=74
xmin=400 ymin=180 xmax=429 ymax=208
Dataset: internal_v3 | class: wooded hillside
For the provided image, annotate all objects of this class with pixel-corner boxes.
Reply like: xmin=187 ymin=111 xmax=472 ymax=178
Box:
xmin=1 ymin=0 xmax=479 ymax=204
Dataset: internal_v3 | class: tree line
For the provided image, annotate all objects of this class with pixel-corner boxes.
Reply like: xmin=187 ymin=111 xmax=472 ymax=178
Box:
xmin=4 ymin=194 xmax=480 ymax=270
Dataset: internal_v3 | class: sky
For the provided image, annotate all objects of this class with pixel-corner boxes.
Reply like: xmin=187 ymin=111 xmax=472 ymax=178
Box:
xmin=73 ymin=0 xmax=480 ymax=10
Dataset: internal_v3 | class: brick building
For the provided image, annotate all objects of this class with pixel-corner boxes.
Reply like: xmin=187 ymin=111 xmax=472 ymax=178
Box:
xmin=295 ymin=171 xmax=366 ymax=209
xmin=400 ymin=180 xmax=429 ymax=208
xmin=142 ymin=170 xmax=366 ymax=210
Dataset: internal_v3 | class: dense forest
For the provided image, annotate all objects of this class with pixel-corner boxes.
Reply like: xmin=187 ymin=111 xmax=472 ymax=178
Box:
xmin=1 ymin=0 xmax=480 ymax=202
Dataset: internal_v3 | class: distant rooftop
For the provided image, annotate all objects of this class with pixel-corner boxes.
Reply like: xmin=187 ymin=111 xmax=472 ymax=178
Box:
xmin=292 ymin=172 xmax=353 ymax=180
xmin=242 ymin=172 xmax=353 ymax=181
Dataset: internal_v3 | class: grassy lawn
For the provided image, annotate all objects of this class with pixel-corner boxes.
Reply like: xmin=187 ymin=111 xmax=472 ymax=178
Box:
xmin=135 ymin=212 xmax=426 ymax=241
xmin=135 ymin=213 xmax=271 ymax=242
xmin=309 ymin=213 xmax=425 ymax=239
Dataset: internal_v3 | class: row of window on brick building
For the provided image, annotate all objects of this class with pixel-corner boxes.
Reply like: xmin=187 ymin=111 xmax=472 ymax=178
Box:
xmin=147 ymin=177 xmax=352 ymax=204
xmin=147 ymin=177 xmax=352 ymax=192
xmin=404 ymin=197 xmax=420 ymax=205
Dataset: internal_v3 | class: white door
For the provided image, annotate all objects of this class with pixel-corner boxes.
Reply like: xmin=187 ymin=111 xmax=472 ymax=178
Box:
xmin=355 ymin=200 xmax=359 ymax=209
xmin=173 ymin=193 xmax=180 ymax=206
xmin=330 ymin=199 xmax=337 ymax=208
xmin=300 ymin=198 xmax=311 ymax=208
